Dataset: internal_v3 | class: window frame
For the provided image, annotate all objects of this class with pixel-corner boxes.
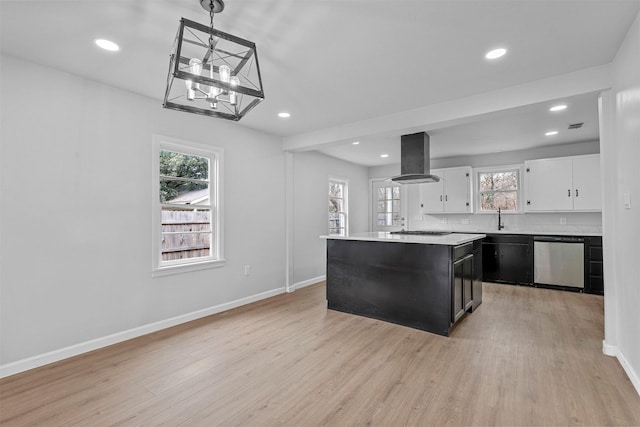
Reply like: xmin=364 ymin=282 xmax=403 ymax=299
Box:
xmin=152 ymin=134 xmax=225 ymax=277
xmin=474 ymin=164 xmax=524 ymax=214
xmin=375 ymin=184 xmax=403 ymax=227
xmin=328 ymin=177 xmax=349 ymax=236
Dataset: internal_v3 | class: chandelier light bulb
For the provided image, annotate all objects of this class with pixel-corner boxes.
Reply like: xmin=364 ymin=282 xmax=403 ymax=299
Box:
xmin=207 ymin=62 xmax=221 ymax=101
xmin=189 ymin=58 xmax=203 ymax=91
xmin=229 ymin=76 xmax=239 ymax=105
xmin=219 ymin=65 xmax=231 ymax=83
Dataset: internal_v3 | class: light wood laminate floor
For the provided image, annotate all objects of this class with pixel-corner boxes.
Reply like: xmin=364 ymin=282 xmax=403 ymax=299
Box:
xmin=1 ymin=283 xmax=639 ymax=426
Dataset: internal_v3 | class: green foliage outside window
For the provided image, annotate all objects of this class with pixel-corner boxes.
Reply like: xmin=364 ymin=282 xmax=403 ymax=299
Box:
xmin=160 ymin=151 xmax=209 ymax=203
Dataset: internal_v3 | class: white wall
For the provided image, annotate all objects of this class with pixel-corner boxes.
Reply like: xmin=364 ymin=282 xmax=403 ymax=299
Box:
xmin=0 ymin=55 xmax=286 ymax=369
xmin=291 ymin=151 xmax=368 ymax=285
xmin=369 ymin=141 xmax=602 ymax=234
xmin=368 ymin=140 xmax=599 ymax=179
xmin=431 ymin=140 xmax=600 ymax=169
xmin=601 ymin=11 xmax=640 ymax=394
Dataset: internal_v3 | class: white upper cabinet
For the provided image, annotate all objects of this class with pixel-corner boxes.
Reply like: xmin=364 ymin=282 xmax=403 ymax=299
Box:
xmin=524 ymin=157 xmax=573 ymax=211
xmin=420 ymin=166 xmax=473 ymax=214
xmin=572 ymin=155 xmax=602 ymax=210
xmin=524 ymin=154 xmax=602 ymax=212
xmin=420 ymin=169 xmax=445 ymax=213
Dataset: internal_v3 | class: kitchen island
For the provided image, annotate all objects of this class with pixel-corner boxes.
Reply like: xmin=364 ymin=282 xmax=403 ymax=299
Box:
xmin=323 ymin=232 xmax=485 ymax=336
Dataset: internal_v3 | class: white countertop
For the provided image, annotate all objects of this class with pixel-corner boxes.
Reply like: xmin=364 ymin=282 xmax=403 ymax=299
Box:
xmin=415 ymin=228 xmax=602 ymax=237
xmin=477 ymin=229 xmax=601 ymax=236
xmin=321 ymin=232 xmax=486 ymax=246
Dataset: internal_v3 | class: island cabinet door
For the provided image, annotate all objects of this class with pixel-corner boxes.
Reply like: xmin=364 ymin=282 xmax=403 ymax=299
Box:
xmin=453 ymin=259 xmax=464 ymax=322
xmin=453 ymin=252 xmax=474 ymax=323
xmin=463 ymin=255 xmax=473 ymax=311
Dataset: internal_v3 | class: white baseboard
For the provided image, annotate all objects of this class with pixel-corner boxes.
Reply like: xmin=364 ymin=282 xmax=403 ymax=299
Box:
xmin=602 ymin=340 xmax=640 ymax=397
xmin=0 ymin=287 xmax=286 ymax=379
xmin=602 ymin=340 xmax=617 ymax=356
xmin=289 ymin=275 xmax=326 ymax=292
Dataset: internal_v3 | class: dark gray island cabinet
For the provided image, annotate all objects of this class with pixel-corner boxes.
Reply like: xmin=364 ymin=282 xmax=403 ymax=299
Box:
xmin=324 ymin=232 xmax=485 ymax=337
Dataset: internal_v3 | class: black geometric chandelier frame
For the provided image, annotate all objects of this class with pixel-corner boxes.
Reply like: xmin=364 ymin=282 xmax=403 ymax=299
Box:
xmin=163 ymin=0 xmax=265 ymax=121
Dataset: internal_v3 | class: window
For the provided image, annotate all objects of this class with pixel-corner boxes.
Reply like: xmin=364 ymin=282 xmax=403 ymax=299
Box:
xmin=477 ymin=167 xmax=521 ymax=212
xmin=152 ymin=135 xmax=224 ymax=276
xmin=329 ymin=178 xmax=348 ymax=236
xmin=377 ymin=185 xmax=402 ymax=226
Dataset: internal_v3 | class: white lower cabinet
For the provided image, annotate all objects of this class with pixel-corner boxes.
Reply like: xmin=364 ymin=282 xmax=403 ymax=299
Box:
xmin=420 ymin=166 xmax=472 ymax=213
xmin=524 ymin=154 xmax=601 ymax=212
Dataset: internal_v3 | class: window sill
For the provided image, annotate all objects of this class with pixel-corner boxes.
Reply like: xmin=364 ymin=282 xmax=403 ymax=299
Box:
xmin=152 ymin=258 xmax=226 ymax=278
xmin=475 ymin=210 xmax=522 ymax=215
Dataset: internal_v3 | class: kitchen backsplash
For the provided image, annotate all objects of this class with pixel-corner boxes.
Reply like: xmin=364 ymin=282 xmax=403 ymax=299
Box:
xmin=408 ymin=212 xmax=602 ymax=235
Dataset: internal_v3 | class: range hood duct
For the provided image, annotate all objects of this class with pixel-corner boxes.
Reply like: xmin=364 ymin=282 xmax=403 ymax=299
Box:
xmin=390 ymin=132 xmax=440 ymax=184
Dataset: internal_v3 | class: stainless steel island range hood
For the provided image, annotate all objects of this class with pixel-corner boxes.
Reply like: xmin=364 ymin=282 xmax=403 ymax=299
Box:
xmin=389 ymin=132 xmax=440 ymax=184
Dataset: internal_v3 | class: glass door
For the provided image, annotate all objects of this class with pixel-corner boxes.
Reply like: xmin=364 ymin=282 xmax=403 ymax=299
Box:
xmin=371 ymin=179 xmax=406 ymax=232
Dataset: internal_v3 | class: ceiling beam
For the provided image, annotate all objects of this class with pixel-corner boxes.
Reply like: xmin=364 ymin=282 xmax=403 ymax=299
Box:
xmin=282 ymin=64 xmax=612 ymax=152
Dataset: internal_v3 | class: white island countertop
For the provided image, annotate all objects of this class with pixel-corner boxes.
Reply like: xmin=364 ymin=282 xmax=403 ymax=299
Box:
xmin=321 ymin=232 xmax=486 ymax=246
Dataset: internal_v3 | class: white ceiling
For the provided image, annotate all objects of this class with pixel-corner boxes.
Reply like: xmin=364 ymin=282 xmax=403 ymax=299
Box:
xmin=316 ymin=91 xmax=601 ymax=166
xmin=2 ymin=0 xmax=638 ymax=165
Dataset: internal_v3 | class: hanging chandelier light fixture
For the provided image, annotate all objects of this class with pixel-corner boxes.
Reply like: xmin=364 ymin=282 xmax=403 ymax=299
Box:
xmin=163 ymin=0 xmax=265 ymax=121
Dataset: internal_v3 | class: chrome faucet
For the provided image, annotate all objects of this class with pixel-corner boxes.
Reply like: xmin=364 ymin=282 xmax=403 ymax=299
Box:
xmin=498 ymin=208 xmax=505 ymax=230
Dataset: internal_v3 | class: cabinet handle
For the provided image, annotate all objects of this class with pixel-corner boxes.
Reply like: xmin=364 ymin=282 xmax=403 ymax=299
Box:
xmin=440 ymin=195 xmax=443 ymax=202
xmin=445 ymin=195 xmax=448 ymax=202
xmin=568 ymin=189 xmax=571 ymax=197
xmin=576 ymin=189 xmax=579 ymax=197
xmin=527 ymin=200 xmax=531 ymax=205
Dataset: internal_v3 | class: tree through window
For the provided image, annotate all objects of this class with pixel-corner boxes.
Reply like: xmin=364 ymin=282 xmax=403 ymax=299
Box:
xmin=329 ymin=179 xmax=348 ymax=236
xmin=478 ymin=169 xmax=519 ymax=211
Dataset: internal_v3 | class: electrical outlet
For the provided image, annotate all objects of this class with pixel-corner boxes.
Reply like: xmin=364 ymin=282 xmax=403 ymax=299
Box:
xmin=461 ymin=218 xmax=470 ymax=225
xmin=442 ymin=217 xmax=448 ymax=224
xmin=623 ymin=191 xmax=631 ymax=209
xmin=560 ymin=217 xmax=567 ymax=225
xmin=244 ymin=265 xmax=251 ymax=276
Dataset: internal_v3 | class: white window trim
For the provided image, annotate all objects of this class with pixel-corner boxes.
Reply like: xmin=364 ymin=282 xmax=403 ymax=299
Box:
xmin=474 ymin=164 xmax=524 ymax=214
xmin=369 ymin=179 xmax=406 ymax=231
xmin=152 ymin=134 xmax=225 ymax=277
xmin=328 ymin=176 xmax=349 ymax=236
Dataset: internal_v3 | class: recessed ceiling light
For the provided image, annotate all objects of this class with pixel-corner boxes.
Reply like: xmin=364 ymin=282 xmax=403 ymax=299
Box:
xmin=278 ymin=112 xmax=291 ymax=118
xmin=549 ymin=104 xmax=568 ymax=112
xmin=545 ymin=131 xmax=559 ymax=136
xmin=380 ymin=154 xmax=389 ymax=158
xmin=352 ymin=141 xmax=360 ymax=145
xmin=485 ymin=48 xmax=507 ymax=59
xmin=94 ymin=38 xmax=119 ymax=52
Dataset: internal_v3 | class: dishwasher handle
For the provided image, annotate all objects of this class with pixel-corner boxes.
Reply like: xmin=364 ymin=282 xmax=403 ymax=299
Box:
xmin=534 ymin=235 xmax=584 ymax=243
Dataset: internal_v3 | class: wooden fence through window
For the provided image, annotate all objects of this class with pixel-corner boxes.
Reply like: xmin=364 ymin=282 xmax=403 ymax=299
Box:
xmin=161 ymin=209 xmax=211 ymax=261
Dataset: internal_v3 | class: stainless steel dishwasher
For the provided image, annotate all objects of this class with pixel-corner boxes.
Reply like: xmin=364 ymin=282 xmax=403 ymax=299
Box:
xmin=534 ymin=236 xmax=585 ymax=288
